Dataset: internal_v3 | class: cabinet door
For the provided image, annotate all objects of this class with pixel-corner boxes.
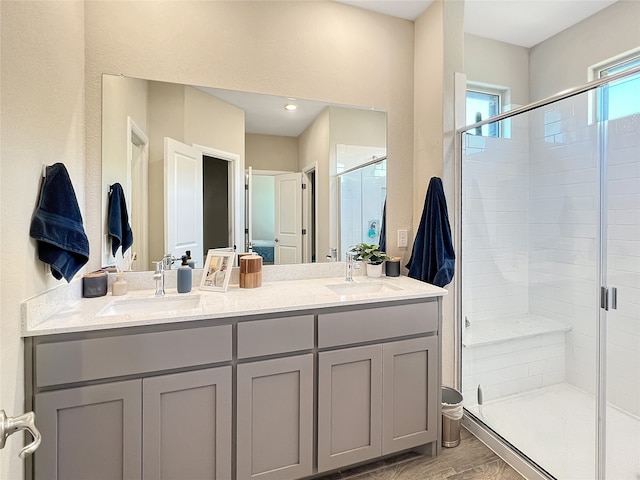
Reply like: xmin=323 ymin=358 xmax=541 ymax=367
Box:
xmin=142 ymin=367 xmax=232 ymax=480
xmin=34 ymin=380 xmax=142 ymax=480
xmin=237 ymin=354 xmax=313 ymax=480
xmin=382 ymin=336 xmax=438 ymax=455
xmin=317 ymin=345 xmax=383 ymax=473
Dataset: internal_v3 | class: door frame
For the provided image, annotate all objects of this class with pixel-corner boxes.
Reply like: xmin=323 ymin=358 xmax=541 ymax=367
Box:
xmin=245 ymin=169 xmax=290 ymax=255
xmin=193 ymin=144 xmax=243 ymax=255
xmin=126 ymin=116 xmax=149 ymax=270
xmin=302 ymin=162 xmax=318 ymax=263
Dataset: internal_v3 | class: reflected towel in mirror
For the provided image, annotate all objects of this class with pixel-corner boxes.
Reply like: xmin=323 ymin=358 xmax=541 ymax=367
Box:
xmin=108 ymin=183 xmax=133 ymax=256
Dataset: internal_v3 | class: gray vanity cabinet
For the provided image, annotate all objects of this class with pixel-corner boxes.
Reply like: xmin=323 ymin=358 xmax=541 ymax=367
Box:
xmin=317 ymin=345 xmax=383 ymax=473
xmin=29 ymin=324 xmax=233 ymax=480
xmin=381 ymin=336 xmax=439 ymax=455
xmin=316 ymin=301 xmax=441 ymax=474
xmin=27 ymin=298 xmax=441 ymax=480
xmin=34 ymin=380 xmax=142 ymax=480
xmin=236 ymin=315 xmax=315 ymax=480
xmin=236 ymin=355 xmax=314 ymax=480
xmin=142 ymin=367 xmax=232 ymax=480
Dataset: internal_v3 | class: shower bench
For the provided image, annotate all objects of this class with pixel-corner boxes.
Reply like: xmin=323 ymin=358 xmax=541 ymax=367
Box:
xmin=462 ymin=314 xmax=571 ymax=405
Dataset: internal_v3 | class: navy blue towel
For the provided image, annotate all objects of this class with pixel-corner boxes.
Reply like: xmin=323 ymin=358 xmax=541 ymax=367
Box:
xmin=108 ymin=183 xmax=133 ymax=256
xmin=406 ymin=177 xmax=455 ymax=287
xmin=29 ymin=163 xmax=90 ymax=282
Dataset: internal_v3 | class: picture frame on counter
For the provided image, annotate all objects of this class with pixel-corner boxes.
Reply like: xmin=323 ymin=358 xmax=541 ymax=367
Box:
xmin=200 ymin=249 xmax=236 ymax=292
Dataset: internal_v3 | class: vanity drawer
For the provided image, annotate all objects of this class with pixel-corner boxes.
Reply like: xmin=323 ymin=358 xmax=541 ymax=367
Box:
xmin=238 ymin=315 xmax=314 ymax=359
xmin=35 ymin=324 xmax=232 ymax=387
xmin=318 ymin=301 xmax=438 ymax=348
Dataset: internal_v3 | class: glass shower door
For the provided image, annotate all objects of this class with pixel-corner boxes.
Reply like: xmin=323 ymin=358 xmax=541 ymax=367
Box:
xmin=461 ymin=87 xmax=602 ymax=479
xmin=603 ymin=70 xmax=640 ymax=479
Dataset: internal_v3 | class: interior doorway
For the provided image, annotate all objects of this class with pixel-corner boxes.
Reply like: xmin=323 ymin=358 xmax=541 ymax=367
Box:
xmin=203 ymin=155 xmax=231 ymax=253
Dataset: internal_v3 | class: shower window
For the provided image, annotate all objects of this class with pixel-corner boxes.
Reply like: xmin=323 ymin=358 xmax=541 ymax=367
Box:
xmin=466 ymin=87 xmax=502 ymax=137
xmin=597 ymin=54 xmax=640 ymax=121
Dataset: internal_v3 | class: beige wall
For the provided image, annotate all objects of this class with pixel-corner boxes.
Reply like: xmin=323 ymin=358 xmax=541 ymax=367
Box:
xmin=246 ymin=134 xmax=298 ymax=172
xmin=299 ymin=108 xmax=331 ymax=260
xmin=530 ymin=0 xmax=640 ymax=100
xmin=0 ymin=2 xmax=85 ymax=477
xmin=414 ymin=1 xmax=445 ymax=218
xmin=414 ymin=0 xmax=464 ymax=387
xmin=183 ymin=86 xmax=245 ymax=156
xmin=465 ymin=33 xmax=530 ymax=107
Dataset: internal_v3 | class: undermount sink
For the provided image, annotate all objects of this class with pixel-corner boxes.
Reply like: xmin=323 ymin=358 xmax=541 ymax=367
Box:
xmin=325 ymin=281 xmax=403 ymax=296
xmin=96 ymin=294 xmax=201 ymax=317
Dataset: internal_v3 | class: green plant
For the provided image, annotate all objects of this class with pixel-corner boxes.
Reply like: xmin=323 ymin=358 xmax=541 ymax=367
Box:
xmin=349 ymin=243 xmax=390 ymax=265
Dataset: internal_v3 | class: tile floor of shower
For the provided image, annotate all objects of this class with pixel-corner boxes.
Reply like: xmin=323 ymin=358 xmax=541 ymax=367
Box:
xmin=467 ymin=382 xmax=640 ymax=480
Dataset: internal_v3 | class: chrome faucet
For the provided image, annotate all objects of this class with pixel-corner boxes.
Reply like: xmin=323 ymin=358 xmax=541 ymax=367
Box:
xmin=345 ymin=252 xmax=360 ymax=282
xmin=154 ymin=260 xmax=165 ymax=296
xmin=154 ymin=253 xmax=176 ymax=296
xmin=162 ymin=253 xmax=176 ymax=270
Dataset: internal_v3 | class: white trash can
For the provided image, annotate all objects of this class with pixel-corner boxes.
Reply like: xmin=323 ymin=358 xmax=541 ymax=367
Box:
xmin=442 ymin=386 xmax=463 ymax=447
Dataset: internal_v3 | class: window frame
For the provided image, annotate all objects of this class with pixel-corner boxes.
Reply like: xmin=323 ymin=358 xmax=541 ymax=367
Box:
xmin=465 ymin=84 xmax=504 ymax=138
xmin=591 ymin=51 xmax=640 ymax=123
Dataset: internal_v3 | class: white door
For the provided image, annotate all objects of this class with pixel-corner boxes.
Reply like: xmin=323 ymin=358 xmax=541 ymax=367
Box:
xmin=246 ymin=167 xmax=253 ymax=252
xmin=274 ymin=172 xmax=302 ymax=264
xmin=164 ymin=137 xmax=204 ymax=268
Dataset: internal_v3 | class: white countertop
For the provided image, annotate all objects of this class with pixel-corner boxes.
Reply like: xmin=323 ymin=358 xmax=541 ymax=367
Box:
xmin=22 ymin=274 xmax=447 ymax=337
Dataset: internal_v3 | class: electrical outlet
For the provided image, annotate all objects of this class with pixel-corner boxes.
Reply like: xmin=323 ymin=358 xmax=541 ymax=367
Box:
xmin=397 ymin=229 xmax=408 ymax=247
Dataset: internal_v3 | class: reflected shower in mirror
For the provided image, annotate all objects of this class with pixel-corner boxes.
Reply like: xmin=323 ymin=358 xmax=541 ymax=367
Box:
xmin=101 ymin=74 xmax=386 ymax=271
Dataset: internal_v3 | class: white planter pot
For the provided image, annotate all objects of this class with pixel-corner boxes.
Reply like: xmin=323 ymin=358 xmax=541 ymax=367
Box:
xmin=366 ymin=263 xmax=383 ymax=278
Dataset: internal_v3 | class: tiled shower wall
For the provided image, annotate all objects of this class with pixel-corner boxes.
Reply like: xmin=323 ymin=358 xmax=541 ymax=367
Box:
xmin=461 ymin=114 xmax=530 ymax=323
xmin=528 ymin=97 xmax=600 ymax=399
xmin=463 ymin=93 xmax=638 ymax=415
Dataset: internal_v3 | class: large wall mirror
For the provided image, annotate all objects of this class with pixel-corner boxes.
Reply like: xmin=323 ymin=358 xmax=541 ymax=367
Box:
xmin=101 ymin=74 xmax=387 ymax=271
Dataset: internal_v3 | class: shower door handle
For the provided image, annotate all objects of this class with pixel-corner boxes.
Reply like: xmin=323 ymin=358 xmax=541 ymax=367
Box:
xmin=600 ymin=286 xmax=609 ymax=310
xmin=600 ymin=286 xmax=618 ymax=311
xmin=610 ymin=287 xmax=617 ymax=310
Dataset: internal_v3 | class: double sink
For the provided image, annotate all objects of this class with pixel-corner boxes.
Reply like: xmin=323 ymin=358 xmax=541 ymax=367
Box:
xmin=96 ymin=281 xmax=403 ymax=317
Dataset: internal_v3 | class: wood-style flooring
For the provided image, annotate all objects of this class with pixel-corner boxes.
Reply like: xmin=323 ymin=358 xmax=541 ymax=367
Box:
xmin=318 ymin=428 xmax=525 ymax=480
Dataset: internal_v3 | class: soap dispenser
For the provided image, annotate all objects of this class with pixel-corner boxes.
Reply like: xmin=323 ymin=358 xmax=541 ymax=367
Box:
xmin=185 ymin=250 xmax=195 ymax=268
xmin=112 ymin=271 xmax=128 ymax=296
xmin=177 ymin=255 xmax=192 ymax=293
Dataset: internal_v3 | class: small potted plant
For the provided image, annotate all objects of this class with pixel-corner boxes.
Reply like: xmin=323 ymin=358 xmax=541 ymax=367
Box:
xmin=349 ymin=243 xmax=390 ymax=278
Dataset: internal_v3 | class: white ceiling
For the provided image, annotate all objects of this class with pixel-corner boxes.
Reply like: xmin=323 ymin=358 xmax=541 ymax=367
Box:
xmin=337 ymin=0 xmax=618 ymax=48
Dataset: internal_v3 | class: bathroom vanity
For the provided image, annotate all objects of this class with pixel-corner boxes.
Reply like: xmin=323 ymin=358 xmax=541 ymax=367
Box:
xmin=22 ymin=270 xmax=446 ymax=480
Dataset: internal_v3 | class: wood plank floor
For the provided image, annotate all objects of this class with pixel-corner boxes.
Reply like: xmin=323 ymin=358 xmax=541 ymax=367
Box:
xmin=318 ymin=428 xmax=525 ymax=480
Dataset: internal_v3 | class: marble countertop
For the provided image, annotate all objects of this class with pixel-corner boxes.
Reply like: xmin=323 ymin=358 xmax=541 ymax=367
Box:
xmin=22 ymin=272 xmax=447 ymax=337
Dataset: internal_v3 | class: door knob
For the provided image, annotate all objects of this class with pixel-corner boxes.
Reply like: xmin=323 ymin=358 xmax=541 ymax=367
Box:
xmin=274 ymin=238 xmax=280 ymax=243
xmin=0 ymin=410 xmax=41 ymax=458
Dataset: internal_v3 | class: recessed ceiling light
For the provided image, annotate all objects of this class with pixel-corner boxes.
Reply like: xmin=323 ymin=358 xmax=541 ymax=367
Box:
xmin=284 ymin=103 xmax=297 ymax=111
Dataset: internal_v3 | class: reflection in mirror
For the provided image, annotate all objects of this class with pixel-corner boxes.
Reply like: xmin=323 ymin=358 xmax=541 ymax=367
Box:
xmin=101 ymin=74 xmax=386 ymax=271
xmin=338 ymin=156 xmax=387 ymax=258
